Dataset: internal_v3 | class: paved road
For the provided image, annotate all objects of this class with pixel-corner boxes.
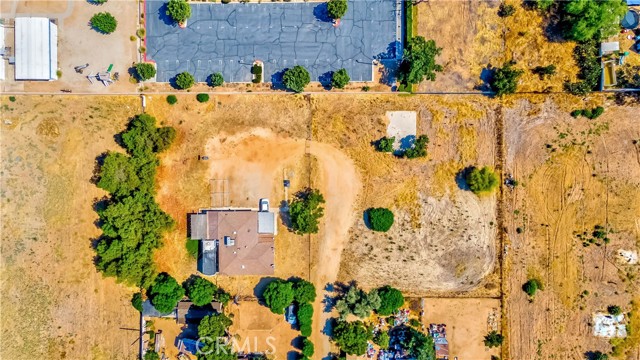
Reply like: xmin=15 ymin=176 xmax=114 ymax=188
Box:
xmin=145 ymin=0 xmax=400 ymax=84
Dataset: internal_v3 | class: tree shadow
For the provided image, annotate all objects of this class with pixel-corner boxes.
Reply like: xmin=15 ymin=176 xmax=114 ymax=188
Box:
xmin=291 ymin=336 xmax=304 ymax=350
xmin=287 ymin=351 xmax=301 ymax=360
xmin=322 ymin=317 xmax=336 ymax=337
xmin=476 ymin=65 xmax=494 ymax=92
xmin=375 ymin=41 xmax=401 ymax=60
xmin=270 ymin=69 xmax=287 ymax=91
xmin=90 ymin=152 xmax=108 ymax=184
xmin=158 ymin=3 xmax=177 ymax=27
xmin=362 ymin=209 xmax=372 ymax=229
xmin=313 ymin=3 xmax=332 ymax=23
xmin=378 ymin=59 xmax=399 ymax=87
xmin=253 ymin=277 xmax=280 ymax=303
xmin=279 ymin=199 xmax=293 ymax=231
xmin=322 ymin=293 xmax=335 ymax=313
xmin=87 ymin=0 xmax=106 ymax=5
xmin=455 ymin=166 xmax=474 ymax=191
xmin=584 ymin=351 xmax=607 ymax=360
xmin=396 ymin=135 xmax=415 ymax=155
xmin=318 ymin=71 xmax=333 ymax=90
xmin=322 ymin=353 xmax=339 ymax=360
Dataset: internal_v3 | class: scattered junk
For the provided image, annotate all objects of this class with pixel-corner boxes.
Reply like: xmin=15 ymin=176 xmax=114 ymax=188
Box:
xmin=593 ymin=313 xmax=627 ymax=338
xmin=618 ymin=249 xmax=638 ymax=264
xmin=74 ymin=63 xmax=89 ymax=74
xmin=393 ymin=308 xmax=410 ymax=327
xmin=487 ymin=308 xmax=499 ymax=332
xmin=198 ymin=155 xmax=209 ymax=160
xmin=60 ymin=89 xmax=72 ymax=93
xmin=429 ymin=324 xmax=449 ymax=360
xmin=283 ymin=179 xmax=290 ymax=188
xmin=504 ymin=174 xmax=517 ymax=189
xmin=366 ymin=342 xmax=376 ymax=358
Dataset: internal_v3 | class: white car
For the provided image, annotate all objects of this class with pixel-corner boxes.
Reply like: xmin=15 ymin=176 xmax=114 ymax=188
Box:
xmin=259 ymin=198 xmax=269 ymax=212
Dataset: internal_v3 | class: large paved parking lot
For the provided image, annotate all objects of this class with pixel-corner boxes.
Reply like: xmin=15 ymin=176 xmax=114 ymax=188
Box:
xmin=145 ymin=0 xmax=401 ymax=84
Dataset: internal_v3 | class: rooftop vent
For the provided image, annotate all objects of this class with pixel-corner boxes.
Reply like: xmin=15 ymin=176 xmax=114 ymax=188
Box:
xmin=224 ymin=236 xmax=235 ymax=246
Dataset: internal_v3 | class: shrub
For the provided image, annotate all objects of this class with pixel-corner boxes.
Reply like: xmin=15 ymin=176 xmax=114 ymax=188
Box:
xmin=331 ymin=68 xmax=350 ymax=89
xmin=373 ymin=331 xmax=390 ymax=349
xmin=608 ymin=305 xmax=622 ymax=316
xmin=399 ymin=36 xmax=442 ymax=85
xmin=293 ymin=280 xmax=317 ymax=304
xmin=186 ymin=239 xmax=198 ymax=259
xmin=298 ymin=303 xmax=314 ymax=336
xmin=466 ymin=166 xmax=499 ymax=194
xmin=263 ymin=279 xmax=294 ymax=314
xmin=283 ymin=65 xmax=311 ymax=93
xmin=570 ymin=109 xmax=583 ymax=118
xmin=483 ymin=330 xmax=504 ymax=348
xmin=375 ymin=137 xmax=395 ymax=152
xmin=184 ymin=276 xmax=217 ymax=306
xmin=135 ymin=63 xmax=156 ymax=81
xmin=9 ymin=96 xmax=16 ymax=102
xmin=332 ymin=321 xmax=372 ymax=355
xmin=148 ymin=273 xmax=185 ymax=313
xmin=252 ymin=64 xmax=263 ymax=84
xmin=376 ymin=286 xmax=404 ymax=315
xmin=136 ymin=28 xmax=146 ymax=38
xmin=144 ymin=351 xmax=160 ymax=360
xmin=196 ymin=93 xmax=210 ymax=103
xmin=522 ymin=278 xmax=543 ymax=297
xmin=90 ymin=12 xmax=118 ymax=34
xmin=175 ymin=72 xmax=195 ymax=89
xmin=498 ymin=4 xmax=516 ymax=17
xmin=132 ymin=293 xmax=143 ymax=312
xmin=209 ymin=72 xmax=224 ymax=87
xmin=490 ymin=62 xmax=523 ymax=96
xmin=302 ymin=338 xmax=315 ymax=357
xmin=327 ymin=0 xmax=348 ymax=19
xmin=166 ymin=0 xmax=192 ymax=24
xmin=403 ymin=134 xmax=429 ymax=159
xmin=532 ymin=64 xmax=556 ymax=79
xmin=289 ymin=188 xmax=325 ymax=234
xmin=591 ymin=106 xmax=604 ymax=119
xmin=409 ymin=318 xmax=421 ymax=328
xmin=166 ymin=95 xmax=178 ymax=105
xmin=367 ymin=208 xmax=394 ymax=232
xmin=564 ymin=40 xmax=600 ymax=95
xmin=361 ymin=86 xmax=370 ymax=92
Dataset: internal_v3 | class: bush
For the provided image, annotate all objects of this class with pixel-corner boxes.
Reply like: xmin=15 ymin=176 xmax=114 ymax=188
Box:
xmin=570 ymin=109 xmax=583 ymax=118
xmin=166 ymin=95 xmax=178 ymax=105
xmin=522 ymin=278 xmax=543 ymax=297
xmin=289 ymin=188 xmax=325 ymax=234
xmin=148 ymin=273 xmax=185 ymax=313
xmin=90 ymin=12 xmax=118 ymax=34
xmin=491 ymin=62 xmax=524 ymax=96
xmin=375 ymin=137 xmax=395 ymax=152
xmin=298 ymin=303 xmax=314 ymax=336
xmin=403 ymin=134 xmax=429 ymax=159
xmin=332 ymin=321 xmax=372 ymax=355
xmin=186 ymin=239 xmax=198 ymax=259
xmin=331 ymin=68 xmax=350 ymax=89
xmin=367 ymin=208 xmax=394 ymax=232
xmin=166 ymin=0 xmax=192 ymax=24
xmin=409 ymin=318 xmax=421 ymax=328
xmin=196 ymin=93 xmax=210 ymax=103
xmin=9 ymin=96 xmax=16 ymax=102
xmin=591 ymin=106 xmax=604 ymax=119
xmin=564 ymin=40 xmax=600 ymax=95
xmin=399 ymin=36 xmax=442 ymax=85
xmin=283 ymin=65 xmax=311 ymax=93
xmin=608 ymin=305 xmax=622 ymax=316
xmin=252 ymin=64 xmax=263 ymax=84
xmin=144 ymin=351 xmax=160 ymax=360
xmin=498 ymin=4 xmax=516 ymax=17
xmin=293 ymin=280 xmax=317 ymax=304
xmin=466 ymin=166 xmax=499 ymax=194
xmin=376 ymin=285 xmax=404 ymax=315
xmin=373 ymin=331 xmax=390 ymax=349
xmin=302 ymin=338 xmax=315 ymax=357
xmin=263 ymin=279 xmax=294 ymax=314
xmin=185 ymin=276 xmax=217 ymax=306
xmin=483 ymin=330 xmax=504 ymax=348
xmin=327 ymin=0 xmax=348 ymax=19
xmin=532 ymin=64 xmax=556 ymax=79
xmin=132 ymin=293 xmax=143 ymax=312
xmin=209 ymin=72 xmax=224 ymax=87
xmin=175 ymin=72 xmax=195 ymax=89
xmin=135 ymin=63 xmax=156 ymax=81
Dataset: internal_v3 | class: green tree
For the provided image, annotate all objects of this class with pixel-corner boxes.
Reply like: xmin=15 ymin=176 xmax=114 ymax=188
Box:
xmin=283 ymin=65 xmax=311 ymax=93
xmin=166 ymin=0 xmax=192 ymax=24
xmin=399 ymin=36 xmax=443 ymax=85
xmin=167 ymin=95 xmax=178 ymax=105
xmin=289 ymin=188 xmax=325 ymax=234
xmin=175 ymin=71 xmax=195 ymax=89
xmin=97 ymin=152 xmax=141 ymax=197
xmin=466 ymin=166 xmax=499 ymax=194
xmin=332 ymin=321 xmax=372 ymax=355
xmin=376 ymin=286 xmax=404 ymax=315
xmin=335 ymin=285 xmax=380 ymax=319
xmin=331 ymin=68 xmax=350 ymax=89
xmin=209 ymin=72 xmax=224 ymax=87
xmin=327 ymin=0 xmax=348 ymax=19
xmin=197 ymin=314 xmax=236 ymax=360
xmin=403 ymin=135 xmax=429 ymax=159
xmin=263 ymin=279 xmax=294 ymax=314
xmin=198 ymin=313 xmax=233 ymax=339
xmin=522 ymin=278 xmax=543 ymax=297
xmin=490 ymin=62 xmax=524 ymax=96
xmin=564 ymin=40 xmax=600 ymax=95
xmin=132 ymin=292 xmax=143 ymax=312
xmin=196 ymin=93 xmax=210 ymax=103
xmin=373 ymin=331 xmax=390 ymax=349
xmin=375 ymin=137 xmax=395 ymax=152
xmin=401 ymin=328 xmax=435 ymax=360
xmin=367 ymin=208 xmax=394 ymax=232
xmin=607 ymin=305 xmax=622 ymax=316
xmin=562 ymin=0 xmax=627 ymax=42
xmin=302 ymin=338 xmax=315 ymax=357
xmin=90 ymin=12 xmax=118 ymax=34
xmin=135 ymin=63 xmax=156 ymax=81
xmin=185 ymin=276 xmax=217 ymax=306
xmin=148 ymin=273 xmax=185 ymax=313
xmin=483 ymin=330 xmax=504 ymax=348
xmin=293 ymin=280 xmax=317 ymax=304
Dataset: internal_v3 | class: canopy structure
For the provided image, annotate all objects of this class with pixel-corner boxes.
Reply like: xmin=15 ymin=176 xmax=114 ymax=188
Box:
xmin=14 ymin=17 xmax=58 ymax=80
xmin=621 ymin=10 xmax=640 ymax=29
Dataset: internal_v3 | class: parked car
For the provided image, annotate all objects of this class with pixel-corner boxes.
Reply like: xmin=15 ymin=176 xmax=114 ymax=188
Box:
xmin=259 ymin=198 xmax=269 ymax=212
xmin=285 ymin=304 xmax=297 ymax=325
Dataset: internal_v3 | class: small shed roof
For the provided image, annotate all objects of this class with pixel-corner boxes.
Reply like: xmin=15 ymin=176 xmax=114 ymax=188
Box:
xmin=600 ymin=42 xmax=620 ymax=55
xmin=190 ymin=213 xmax=207 ymax=240
xmin=200 ymin=239 xmax=218 ymax=275
xmin=15 ymin=17 xmax=58 ymax=80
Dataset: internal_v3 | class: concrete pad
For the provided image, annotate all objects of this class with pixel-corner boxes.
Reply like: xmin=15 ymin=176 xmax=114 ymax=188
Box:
xmin=386 ymin=111 xmax=417 ymax=152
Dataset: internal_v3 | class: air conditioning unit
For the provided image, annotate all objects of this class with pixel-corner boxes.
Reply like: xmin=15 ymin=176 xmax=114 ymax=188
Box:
xmin=224 ymin=236 xmax=235 ymax=246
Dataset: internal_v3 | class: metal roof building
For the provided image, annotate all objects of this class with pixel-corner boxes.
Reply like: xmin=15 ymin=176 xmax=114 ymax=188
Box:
xmin=14 ymin=17 xmax=58 ymax=80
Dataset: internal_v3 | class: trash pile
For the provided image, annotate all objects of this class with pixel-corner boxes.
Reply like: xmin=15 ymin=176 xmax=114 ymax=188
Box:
xmin=393 ymin=309 xmax=410 ymax=327
xmin=593 ymin=313 xmax=627 ymax=338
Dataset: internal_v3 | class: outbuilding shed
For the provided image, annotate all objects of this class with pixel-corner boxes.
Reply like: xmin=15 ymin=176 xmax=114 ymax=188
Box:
xmin=14 ymin=17 xmax=58 ymax=80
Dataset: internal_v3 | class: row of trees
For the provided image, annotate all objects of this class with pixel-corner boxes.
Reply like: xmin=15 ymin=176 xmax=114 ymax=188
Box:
xmin=263 ymin=278 xmax=317 ymax=337
xmin=374 ymin=134 xmax=429 ymax=159
xmin=335 ymin=284 xmax=404 ymax=319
